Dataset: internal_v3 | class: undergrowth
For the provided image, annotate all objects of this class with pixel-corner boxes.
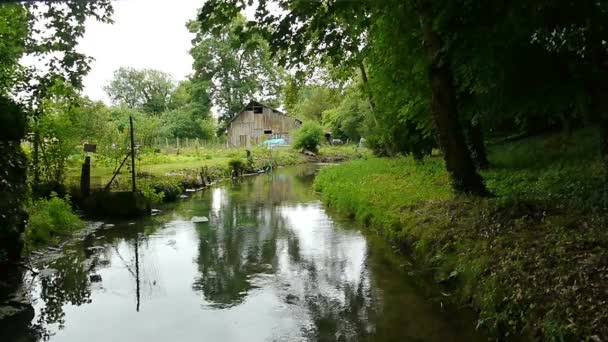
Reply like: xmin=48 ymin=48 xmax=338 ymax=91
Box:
xmin=25 ymin=193 xmax=84 ymax=252
xmin=314 ymin=127 xmax=608 ymax=340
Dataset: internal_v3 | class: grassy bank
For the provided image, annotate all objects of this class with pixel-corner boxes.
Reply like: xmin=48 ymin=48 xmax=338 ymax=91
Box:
xmin=67 ymin=145 xmax=365 ymax=203
xmin=314 ymin=127 xmax=608 ymax=340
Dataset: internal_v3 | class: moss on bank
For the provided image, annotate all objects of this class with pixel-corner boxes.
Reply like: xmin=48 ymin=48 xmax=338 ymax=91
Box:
xmin=314 ymin=128 xmax=608 ymax=340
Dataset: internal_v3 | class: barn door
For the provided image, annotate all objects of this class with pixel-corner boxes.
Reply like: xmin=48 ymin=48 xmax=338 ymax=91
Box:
xmin=239 ymin=135 xmax=247 ymax=147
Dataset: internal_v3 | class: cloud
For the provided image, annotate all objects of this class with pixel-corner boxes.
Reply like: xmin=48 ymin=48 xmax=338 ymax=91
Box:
xmin=79 ymin=0 xmax=202 ymax=103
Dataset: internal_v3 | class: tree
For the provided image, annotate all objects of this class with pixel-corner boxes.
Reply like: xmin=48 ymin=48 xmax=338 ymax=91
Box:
xmin=0 ymin=0 xmax=113 ymax=270
xmin=322 ymin=82 xmax=368 ymax=142
xmin=293 ymin=122 xmax=324 ymax=153
xmin=105 ymin=67 xmax=176 ymax=114
xmin=189 ymin=14 xmax=284 ymax=130
xmin=282 ymin=75 xmax=300 ymax=115
xmin=198 ymin=0 xmax=489 ymax=195
xmin=292 ymin=85 xmax=340 ymax=122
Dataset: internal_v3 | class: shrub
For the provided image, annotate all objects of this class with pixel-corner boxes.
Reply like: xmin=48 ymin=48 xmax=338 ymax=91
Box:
xmin=293 ymin=121 xmax=324 ymax=153
xmin=228 ymin=158 xmax=247 ymax=176
xmin=25 ymin=193 xmax=84 ymax=250
xmin=139 ymin=183 xmax=165 ymax=204
xmin=146 ymin=177 xmax=184 ymax=202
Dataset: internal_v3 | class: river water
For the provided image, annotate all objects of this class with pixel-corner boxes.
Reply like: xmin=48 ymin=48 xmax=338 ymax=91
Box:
xmin=5 ymin=165 xmax=484 ymax=342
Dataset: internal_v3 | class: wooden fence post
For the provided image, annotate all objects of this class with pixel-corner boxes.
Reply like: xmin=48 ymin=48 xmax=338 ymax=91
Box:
xmin=80 ymin=156 xmax=91 ymax=198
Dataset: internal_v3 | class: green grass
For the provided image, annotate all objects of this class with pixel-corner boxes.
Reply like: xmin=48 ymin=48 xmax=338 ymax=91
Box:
xmin=66 ymin=144 xmax=366 ymax=202
xmin=314 ymin=127 xmax=608 ymax=340
xmin=25 ymin=193 xmax=84 ymax=252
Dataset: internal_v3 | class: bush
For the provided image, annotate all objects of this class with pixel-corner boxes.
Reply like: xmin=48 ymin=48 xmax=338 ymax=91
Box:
xmin=293 ymin=121 xmax=324 ymax=153
xmin=228 ymin=158 xmax=247 ymax=176
xmin=146 ymin=177 xmax=184 ymax=202
xmin=25 ymin=193 xmax=84 ymax=250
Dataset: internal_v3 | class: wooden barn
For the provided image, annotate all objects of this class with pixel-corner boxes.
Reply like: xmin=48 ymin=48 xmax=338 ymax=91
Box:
xmin=227 ymin=100 xmax=302 ymax=147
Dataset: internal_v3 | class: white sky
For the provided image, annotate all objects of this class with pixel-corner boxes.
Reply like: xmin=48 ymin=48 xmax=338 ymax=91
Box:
xmin=79 ymin=0 xmax=205 ymax=103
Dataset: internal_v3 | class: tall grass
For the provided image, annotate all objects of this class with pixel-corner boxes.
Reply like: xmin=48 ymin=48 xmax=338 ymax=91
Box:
xmin=25 ymin=193 xmax=84 ymax=251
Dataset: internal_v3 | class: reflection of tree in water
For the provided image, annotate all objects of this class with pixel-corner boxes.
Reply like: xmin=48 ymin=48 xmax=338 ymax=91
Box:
xmin=190 ymin=166 xmax=319 ymax=308
xmin=192 ymin=192 xmax=283 ymax=308
xmin=29 ymin=245 xmax=95 ymax=341
xmin=302 ymin=276 xmax=379 ymax=341
xmin=193 ymin=165 xmax=383 ymax=339
xmin=28 ymin=221 xmax=160 ymax=340
xmin=282 ymin=235 xmax=381 ymax=341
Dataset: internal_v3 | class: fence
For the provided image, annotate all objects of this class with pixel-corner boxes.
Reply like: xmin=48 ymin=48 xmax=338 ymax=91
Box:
xmin=149 ymin=137 xmax=224 ymax=150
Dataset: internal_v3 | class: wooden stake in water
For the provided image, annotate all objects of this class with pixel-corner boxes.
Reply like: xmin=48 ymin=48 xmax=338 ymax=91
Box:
xmin=129 ymin=116 xmax=137 ymax=193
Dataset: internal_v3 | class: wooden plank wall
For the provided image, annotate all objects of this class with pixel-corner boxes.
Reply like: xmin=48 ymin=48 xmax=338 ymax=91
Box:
xmin=227 ymin=107 xmax=301 ymax=147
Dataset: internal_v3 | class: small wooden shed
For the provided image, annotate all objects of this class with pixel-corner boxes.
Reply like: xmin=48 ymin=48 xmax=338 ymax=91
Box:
xmin=227 ymin=100 xmax=302 ymax=148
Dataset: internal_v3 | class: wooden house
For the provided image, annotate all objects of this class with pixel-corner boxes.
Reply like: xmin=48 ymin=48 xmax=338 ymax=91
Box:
xmin=227 ymin=100 xmax=302 ymax=147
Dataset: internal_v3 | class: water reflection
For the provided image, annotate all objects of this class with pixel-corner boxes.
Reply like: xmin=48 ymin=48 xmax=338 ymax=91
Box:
xmin=3 ymin=165 xmax=483 ymax=341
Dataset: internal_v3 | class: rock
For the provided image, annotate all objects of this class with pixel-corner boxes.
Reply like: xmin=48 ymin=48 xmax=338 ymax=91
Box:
xmin=151 ymin=209 xmax=161 ymax=214
xmin=89 ymin=274 xmax=102 ymax=283
xmin=191 ymin=216 xmax=209 ymax=223
xmin=185 ymin=188 xmax=196 ymax=192
xmin=178 ymin=194 xmax=188 ymax=199
xmin=103 ymin=223 xmax=115 ymax=229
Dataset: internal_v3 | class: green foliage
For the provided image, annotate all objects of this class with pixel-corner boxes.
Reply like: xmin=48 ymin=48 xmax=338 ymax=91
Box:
xmin=189 ymin=14 xmax=284 ymax=129
xmin=0 ymin=1 xmax=112 ymax=263
xmin=322 ymin=82 xmax=368 ymax=142
xmin=135 ymin=176 xmax=185 ymax=203
xmin=291 ymin=85 xmax=339 ymax=122
xmin=0 ymin=4 xmax=27 ymax=94
xmin=25 ymin=193 xmax=83 ymax=251
xmin=483 ymin=127 xmax=605 ymax=211
xmin=315 ymin=129 xmax=608 ymax=339
xmin=105 ymin=67 xmax=176 ymax=114
xmin=293 ymin=122 xmax=324 ymax=153
xmin=314 ymin=157 xmax=452 ymax=236
xmin=282 ymin=76 xmax=300 ymax=115
xmin=20 ymin=1 xmax=113 ymax=105
xmin=228 ymin=158 xmax=247 ymax=175
xmin=138 ymin=182 xmax=165 ymax=205
xmin=0 ymin=139 xmax=28 ymax=262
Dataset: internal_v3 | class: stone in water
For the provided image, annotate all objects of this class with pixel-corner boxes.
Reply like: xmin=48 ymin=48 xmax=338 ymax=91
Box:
xmin=191 ymin=216 xmax=209 ymax=223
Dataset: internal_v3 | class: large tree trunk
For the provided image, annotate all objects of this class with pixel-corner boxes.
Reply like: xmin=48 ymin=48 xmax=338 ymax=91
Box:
xmin=359 ymin=62 xmax=376 ymax=112
xmin=419 ymin=16 xmax=489 ymax=195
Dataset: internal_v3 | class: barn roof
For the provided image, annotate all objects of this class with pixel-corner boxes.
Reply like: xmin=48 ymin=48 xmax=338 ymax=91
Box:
xmin=229 ymin=100 xmax=303 ymax=125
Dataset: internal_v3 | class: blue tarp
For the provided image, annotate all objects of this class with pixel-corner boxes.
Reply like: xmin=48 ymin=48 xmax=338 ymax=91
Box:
xmin=262 ymin=138 xmax=287 ymax=146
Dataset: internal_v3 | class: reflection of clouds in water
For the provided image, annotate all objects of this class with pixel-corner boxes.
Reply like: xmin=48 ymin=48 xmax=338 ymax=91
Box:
xmin=280 ymin=204 xmax=367 ymax=288
xmin=275 ymin=203 xmax=377 ymax=339
xmin=211 ymin=188 xmax=225 ymax=215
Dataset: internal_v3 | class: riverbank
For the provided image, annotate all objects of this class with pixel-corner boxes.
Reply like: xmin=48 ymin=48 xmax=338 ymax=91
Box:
xmin=1 ymin=165 xmax=487 ymax=341
xmin=24 ymin=146 xmax=365 ymax=251
xmin=313 ymin=128 xmax=608 ymax=340
xmin=68 ymin=145 xmax=365 ymax=204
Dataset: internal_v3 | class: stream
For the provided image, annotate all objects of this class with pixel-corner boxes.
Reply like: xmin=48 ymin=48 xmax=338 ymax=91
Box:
xmin=4 ymin=165 xmax=485 ymax=341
